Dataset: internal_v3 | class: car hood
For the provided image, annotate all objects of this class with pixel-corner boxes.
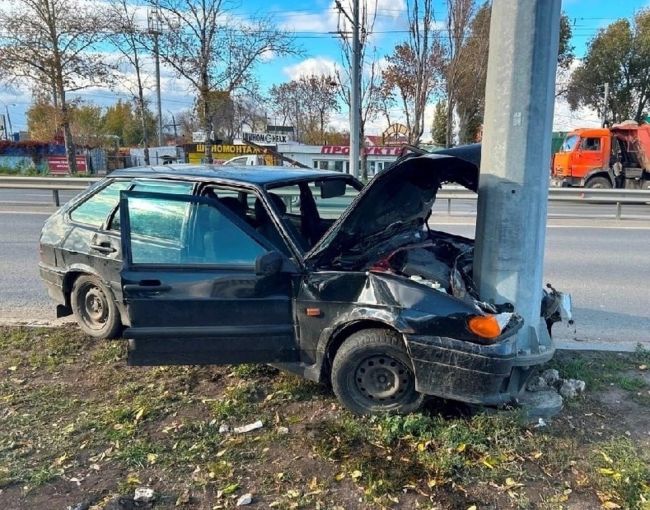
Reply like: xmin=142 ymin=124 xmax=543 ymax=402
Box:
xmin=305 ymin=147 xmax=480 ymax=269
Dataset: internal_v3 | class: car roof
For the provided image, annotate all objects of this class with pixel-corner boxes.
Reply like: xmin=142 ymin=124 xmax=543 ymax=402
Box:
xmin=110 ymin=164 xmax=353 ymax=187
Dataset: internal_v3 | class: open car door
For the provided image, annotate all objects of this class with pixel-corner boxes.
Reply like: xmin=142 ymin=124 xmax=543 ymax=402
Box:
xmin=119 ymin=190 xmax=299 ymax=366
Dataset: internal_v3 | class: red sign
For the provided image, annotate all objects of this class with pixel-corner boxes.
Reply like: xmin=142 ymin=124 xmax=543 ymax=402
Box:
xmin=320 ymin=146 xmax=402 ymax=156
xmin=47 ymin=156 xmax=88 ymax=174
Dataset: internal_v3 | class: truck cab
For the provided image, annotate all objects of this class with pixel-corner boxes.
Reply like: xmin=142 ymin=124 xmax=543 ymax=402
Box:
xmin=552 ymin=128 xmax=612 ymax=188
xmin=552 ymin=123 xmax=650 ymax=189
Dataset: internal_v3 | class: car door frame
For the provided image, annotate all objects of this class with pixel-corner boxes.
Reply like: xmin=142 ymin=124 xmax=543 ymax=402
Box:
xmin=119 ymin=189 xmax=301 ymax=365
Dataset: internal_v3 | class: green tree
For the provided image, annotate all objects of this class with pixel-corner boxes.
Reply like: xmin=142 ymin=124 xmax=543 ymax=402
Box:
xmin=103 ymin=100 xmax=156 ymax=146
xmin=567 ymin=10 xmax=650 ymax=123
xmin=431 ymin=101 xmax=448 ymax=146
xmin=455 ymin=2 xmax=490 ymax=144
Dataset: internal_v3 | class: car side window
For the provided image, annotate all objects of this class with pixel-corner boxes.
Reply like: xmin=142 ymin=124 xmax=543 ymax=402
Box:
xmin=70 ymin=181 xmax=131 ymax=227
xmin=126 ymin=195 xmax=266 ymax=266
xmin=109 ymin=180 xmax=194 ymax=231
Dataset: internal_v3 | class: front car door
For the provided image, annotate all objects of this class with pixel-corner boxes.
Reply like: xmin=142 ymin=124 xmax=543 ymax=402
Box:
xmin=119 ymin=190 xmax=299 ymax=366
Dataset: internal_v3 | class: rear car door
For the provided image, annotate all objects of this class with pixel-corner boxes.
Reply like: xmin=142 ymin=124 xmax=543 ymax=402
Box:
xmin=119 ymin=190 xmax=299 ymax=366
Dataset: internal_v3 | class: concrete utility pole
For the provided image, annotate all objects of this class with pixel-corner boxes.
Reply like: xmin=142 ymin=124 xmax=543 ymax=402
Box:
xmin=148 ymin=6 xmax=164 ymax=147
xmin=349 ymin=0 xmax=361 ymax=179
xmin=473 ymin=1 xmax=561 ymax=364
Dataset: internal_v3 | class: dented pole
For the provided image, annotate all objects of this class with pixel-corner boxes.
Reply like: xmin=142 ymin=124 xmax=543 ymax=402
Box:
xmin=473 ymin=1 xmax=561 ymax=365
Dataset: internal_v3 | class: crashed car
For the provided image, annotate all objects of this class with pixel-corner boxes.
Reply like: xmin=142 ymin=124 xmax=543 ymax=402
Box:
xmin=39 ymin=151 xmax=569 ymax=414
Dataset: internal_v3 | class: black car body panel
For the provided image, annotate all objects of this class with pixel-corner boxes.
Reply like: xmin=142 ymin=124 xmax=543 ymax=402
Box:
xmin=39 ymin=157 xmax=564 ymax=407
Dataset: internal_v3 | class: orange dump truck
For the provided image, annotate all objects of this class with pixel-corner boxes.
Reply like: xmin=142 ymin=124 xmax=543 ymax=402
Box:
xmin=551 ymin=122 xmax=650 ymax=189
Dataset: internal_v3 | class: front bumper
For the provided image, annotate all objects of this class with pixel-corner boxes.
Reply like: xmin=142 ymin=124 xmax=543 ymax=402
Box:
xmin=406 ymin=333 xmax=523 ymax=405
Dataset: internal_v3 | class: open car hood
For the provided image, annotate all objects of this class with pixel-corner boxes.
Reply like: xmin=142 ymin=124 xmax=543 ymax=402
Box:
xmin=305 ymin=146 xmax=481 ymax=269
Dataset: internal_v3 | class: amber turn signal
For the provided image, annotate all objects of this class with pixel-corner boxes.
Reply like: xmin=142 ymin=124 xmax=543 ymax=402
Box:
xmin=467 ymin=315 xmax=502 ymax=339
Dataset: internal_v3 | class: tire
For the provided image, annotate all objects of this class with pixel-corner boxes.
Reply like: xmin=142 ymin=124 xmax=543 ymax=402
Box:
xmin=331 ymin=328 xmax=424 ymax=415
xmin=585 ymin=176 xmax=612 ymax=189
xmin=70 ymin=274 xmax=122 ymax=339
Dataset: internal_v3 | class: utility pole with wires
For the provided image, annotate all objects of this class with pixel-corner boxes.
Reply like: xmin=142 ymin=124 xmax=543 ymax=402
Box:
xmin=335 ymin=0 xmax=362 ymax=179
xmin=148 ymin=6 xmax=164 ymax=147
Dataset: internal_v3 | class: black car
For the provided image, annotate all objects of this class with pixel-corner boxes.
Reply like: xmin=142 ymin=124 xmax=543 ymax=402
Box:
xmin=39 ymin=151 xmax=568 ymax=414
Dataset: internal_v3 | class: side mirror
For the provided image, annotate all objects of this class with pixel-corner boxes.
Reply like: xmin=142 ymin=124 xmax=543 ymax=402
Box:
xmin=255 ymin=251 xmax=284 ymax=276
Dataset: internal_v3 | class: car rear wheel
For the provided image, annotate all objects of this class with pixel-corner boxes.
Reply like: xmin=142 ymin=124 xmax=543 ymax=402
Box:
xmin=585 ymin=176 xmax=612 ymax=189
xmin=71 ymin=275 xmax=121 ymax=339
xmin=331 ymin=328 xmax=424 ymax=415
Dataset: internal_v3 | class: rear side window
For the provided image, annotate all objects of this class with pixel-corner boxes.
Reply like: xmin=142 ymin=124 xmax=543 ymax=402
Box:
xmin=70 ymin=181 xmax=131 ymax=227
xmin=109 ymin=180 xmax=194 ymax=231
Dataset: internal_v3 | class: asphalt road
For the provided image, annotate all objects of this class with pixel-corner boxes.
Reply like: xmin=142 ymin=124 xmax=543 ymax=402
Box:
xmin=1 ymin=188 xmax=649 ymax=347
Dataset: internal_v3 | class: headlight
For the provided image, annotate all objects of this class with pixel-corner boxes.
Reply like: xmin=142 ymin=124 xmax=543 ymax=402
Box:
xmin=467 ymin=312 xmax=513 ymax=341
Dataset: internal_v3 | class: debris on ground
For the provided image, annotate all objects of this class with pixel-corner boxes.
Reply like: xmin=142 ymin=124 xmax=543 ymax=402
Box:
xmin=133 ymin=487 xmax=155 ymax=503
xmin=233 ymin=420 xmax=263 ymax=434
xmin=277 ymin=426 xmax=289 ymax=435
xmin=236 ymin=493 xmax=253 ymax=506
xmin=527 ymin=368 xmax=586 ymax=400
xmin=218 ymin=423 xmax=230 ymax=433
xmin=559 ymin=379 xmax=587 ymax=399
xmin=541 ymin=368 xmax=560 ymax=386
xmin=526 ymin=376 xmax=548 ymax=392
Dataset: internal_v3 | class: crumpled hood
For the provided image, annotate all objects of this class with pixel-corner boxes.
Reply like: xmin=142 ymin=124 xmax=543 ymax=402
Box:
xmin=305 ymin=148 xmax=480 ymax=269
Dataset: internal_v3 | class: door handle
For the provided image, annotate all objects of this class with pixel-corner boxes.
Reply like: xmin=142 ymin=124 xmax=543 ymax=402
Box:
xmin=124 ymin=280 xmax=172 ymax=293
xmin=90 ymin=243 xmax=117 ymax=254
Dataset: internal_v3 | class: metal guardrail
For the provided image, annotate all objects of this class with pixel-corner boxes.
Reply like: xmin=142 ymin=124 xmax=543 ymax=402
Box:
xmin=0 ymin=176 xmax=98 ymax=206
xmin=0 ymin=176 xmax=649 ymax=218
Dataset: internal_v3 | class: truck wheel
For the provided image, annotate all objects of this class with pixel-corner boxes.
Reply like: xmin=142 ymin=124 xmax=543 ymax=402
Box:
xmin=585 ymin=176 xmax=612 ymax=189
xmin=331 ymin=328 xmax=424 ymax=415
xmin=71 ymin=275 xmax=122 ymax=339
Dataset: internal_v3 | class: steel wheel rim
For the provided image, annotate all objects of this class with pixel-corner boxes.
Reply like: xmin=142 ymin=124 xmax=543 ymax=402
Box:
xmin=354 ymin=355 xmax=412 ymax=402
xmin=80 ymin=284 xmax=109 ymax=330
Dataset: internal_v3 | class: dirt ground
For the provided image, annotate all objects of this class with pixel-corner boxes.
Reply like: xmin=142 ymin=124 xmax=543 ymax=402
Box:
xmin=0 ymin=326 xmax=649 ymax=510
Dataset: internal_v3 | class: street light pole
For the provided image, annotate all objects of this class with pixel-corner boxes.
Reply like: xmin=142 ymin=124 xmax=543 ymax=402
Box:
xmin=349 ymin=0 xmax=361 ymax=179
xmin=148 ymin=6 xmax=163 ymax=148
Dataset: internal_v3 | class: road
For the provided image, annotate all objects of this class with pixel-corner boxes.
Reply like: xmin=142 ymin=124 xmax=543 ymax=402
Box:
xmin=1 ymin=188 xmax=649 ymax=347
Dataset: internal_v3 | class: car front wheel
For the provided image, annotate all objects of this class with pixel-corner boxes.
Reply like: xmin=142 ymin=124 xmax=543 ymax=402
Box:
xmin=71 ymin=274 xmax=122 ymax=339
xmin=331 ymin=328 xmax=424 ymax=415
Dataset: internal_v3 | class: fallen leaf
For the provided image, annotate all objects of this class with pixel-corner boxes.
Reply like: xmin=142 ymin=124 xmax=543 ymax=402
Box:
xmin=134 ymin=407 xmax=146 ymax=422
xmin=457 ymin=443 xmax=467 ymax=453
xmin=334 ymin=472 xmax=345 ymax=481
xmin=350 ymin=470 xmax=362 ymax=481
xmin=221 ymin=483 xmax=239 ymax=495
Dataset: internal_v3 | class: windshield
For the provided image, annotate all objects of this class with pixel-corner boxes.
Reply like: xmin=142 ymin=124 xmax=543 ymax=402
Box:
xmin=561 ymin=134 xmax=580 ymax=152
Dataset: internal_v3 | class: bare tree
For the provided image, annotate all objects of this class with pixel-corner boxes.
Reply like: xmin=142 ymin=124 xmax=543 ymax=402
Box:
xmin=150 ymin=0 xmax=297 ymax=162
xmin=381 ymin=0 xmax=443 ymax=145
xmin=444 ymin=0 xmax=474 ymax=147
xmin=269 ymin=75 xmax=339 ymax=144
xmin=335 ymin=0 xmax=381 ymax=179
xmin=0 ymin=0 xmax=111 ymax=172
xmin=107 ymin=0 xmax=153 ymax=164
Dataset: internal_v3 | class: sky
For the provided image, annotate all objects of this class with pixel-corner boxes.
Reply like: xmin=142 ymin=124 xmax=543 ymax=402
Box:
xmin=1 ymin=0 xmax=649 ymax=139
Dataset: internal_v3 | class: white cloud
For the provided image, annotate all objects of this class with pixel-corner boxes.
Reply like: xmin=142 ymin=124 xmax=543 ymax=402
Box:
xmin=283 ymin=57 xmax=341 ymax=80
